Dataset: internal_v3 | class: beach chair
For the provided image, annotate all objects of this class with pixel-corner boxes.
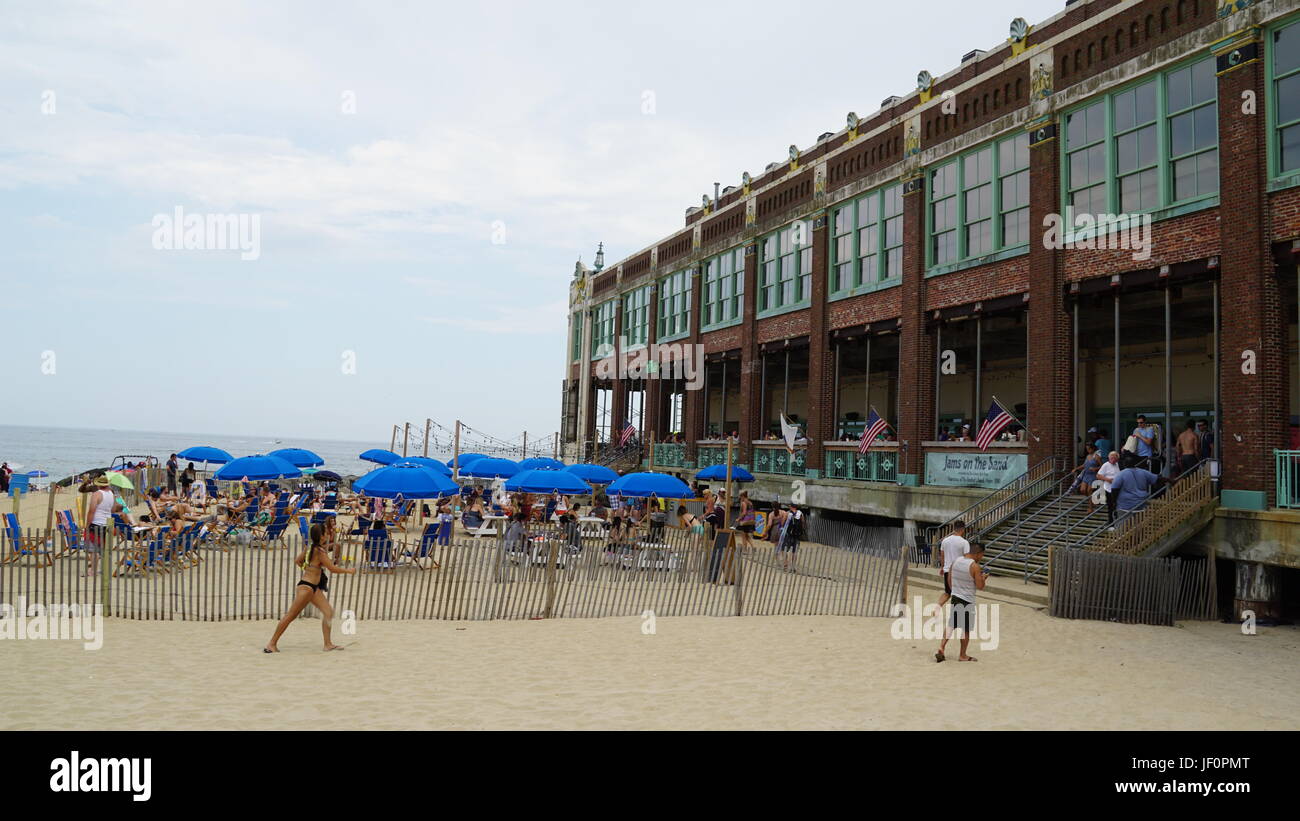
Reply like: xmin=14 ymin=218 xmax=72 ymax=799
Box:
xmin=204 ymin=478 xmax=220 ymax=499
xmin=360 ymin=528 xmax=396 ymax=573
xmin=257 ymin=515 xmax=292 ymax=549
xmin=346 ymin=515 xmax=373 ymax=541
xmin=399 ymin=524 xmax=441 ymax=570
xmin=54 ymin=510 xmax=84 ymax=557
xmin=164 ymin=524 xmax=202 ymax=569
xmin=2 ymin=513 xmax=53 ymax=566
xmin=298 ymin=515 xmax=311 ymax=544
xmin=114 ymin=531 xmax=169 ymax=576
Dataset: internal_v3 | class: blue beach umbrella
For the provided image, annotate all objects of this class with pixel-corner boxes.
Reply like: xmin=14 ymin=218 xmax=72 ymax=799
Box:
xmin=352 ymin=463 xmax=459 ymax=499
xmin=177 ymin=446 xmax=233 ymax=465
xmin=213 ymin=454 xmax=302 ymax=481
xmin=517 ymin=457 xmax=565 ymax=471
xmin=695 ymin=464 xmax=755 ymax=483
xmin=563 ymin=463 xmax=619 ymax=484
xmin=359 ymin=448 xmax=401 ymax=465
xmin=394 ymin=457 xmax=452 ymax=476
xmin=450 ymin=453 xmax=487 ymax=469
xmin=268 ymin=447 xmax=325 ymax=468
xmin=26 ymin=470 xmax=49 ymax=478
xmin=504 ymin=469 xmax=593 ymax=495
xmin=606 ymin=472 xmax=692 ymax=499
xmin=460 ymin=457 xmax=519 ymax=479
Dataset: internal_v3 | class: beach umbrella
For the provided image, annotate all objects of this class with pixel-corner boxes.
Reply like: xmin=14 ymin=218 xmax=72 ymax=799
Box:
xmin=311 ymin=470 xmax=343 ymax=482
xmin=606 ymin=472 xmax=692 ymax=499
xmin=352 ymin=463 xmax=459 ymax=499
xmin=449 ymin=452 xmax=487 ymax=469
xmin=268 ymin=447 xmax=325 ymax=468
xmin=104 ymin=471 xmax=135 ymax=490
xmin=563 ymin=463 xmax=619 ymax=484
xmin=459 ymin=457 xmax=519 ymax=479
xmin=26 ymin=470 xmax=49 ymax=478
xmin=518 ymin=457 xmax=565 ymax=471
xmin=394 ymin=456 xmax=452 ymax=476
xmin=504 ymin=469 xmax=593 ymax=495
xmin=359 ymin=448 xmax=401 ymax=465
xmin=214 ymin=454 xmax=302 ymax=481
xmin=177 ymin=446 xmax=233 ymax=465
xmin=695 ymin=464 xmax=755 ymax=483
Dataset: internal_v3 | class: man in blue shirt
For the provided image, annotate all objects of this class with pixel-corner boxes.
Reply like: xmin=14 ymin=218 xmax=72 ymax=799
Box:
xmin=1093 ymin=429 xmax=1112 ymax=457
xmin=1131 ymin=415 xmax=1156 ymax=457
xmin=1110 ymin=466 xmax=1160 ymax=512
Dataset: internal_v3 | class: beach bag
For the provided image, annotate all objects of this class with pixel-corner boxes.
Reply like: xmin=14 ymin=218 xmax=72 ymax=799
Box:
xmin=230 ymin=529 xmax=253 ymax=546
xmin=1122 ymin=435 xmax=1140 ymax=454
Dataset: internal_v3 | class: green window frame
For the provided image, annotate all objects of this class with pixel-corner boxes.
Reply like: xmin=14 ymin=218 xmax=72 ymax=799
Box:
xmin=657 ymin=269 xmax=693 ymax=340
xmin=759 ymin=221 xmax=812 ymax=313
xmin=702 ymin=247 xmax=745 ymax=328
xmin=570 ymin=311 xmax=583 ymax=362
xmin=830 ymin=183 xmax=903 ymax=295
xmin=1062 ymin=55 xmax=1219 ymax=222
xmin=590 ymin=299 xmax=616 ymax=359
xmin=927 ymin=131 xmax=1029 ymax=269
xmin=622 ymin=286 xmax=650 ymax=347
xmin=1269 ymin=16 xmax=1300 ymax=181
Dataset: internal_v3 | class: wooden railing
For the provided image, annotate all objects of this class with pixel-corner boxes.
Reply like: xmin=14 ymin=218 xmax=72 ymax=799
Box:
xmin=1090 ymin=462 xmax=1216 ymax=557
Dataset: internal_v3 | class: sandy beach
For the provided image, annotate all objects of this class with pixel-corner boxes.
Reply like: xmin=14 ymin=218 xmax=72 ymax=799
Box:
xmin=3 ymin=593 xmax=1297 ymax=731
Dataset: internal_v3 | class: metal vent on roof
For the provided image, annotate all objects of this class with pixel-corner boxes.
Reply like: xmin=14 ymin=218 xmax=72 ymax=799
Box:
xmin=765 ymin=162 xmax=780 ymax=171
xmin=880 ymin=95 xmax=902 ymax=107
xmin=817 ymin=131 xmax=833 ymax=142
xmin=962 ymin=48 xmax=987 ymax=63
xmin=722 ymin=185 xmax=738 ymax=195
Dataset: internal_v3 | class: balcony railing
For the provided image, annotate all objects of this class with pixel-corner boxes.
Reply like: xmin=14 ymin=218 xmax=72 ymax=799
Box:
xmin=751 ymin=442 xmax=806 ymax=476
xmin=696 ymin=444 xmax=732 ymax=469
xmin=1276 ymin=450 xmax=1300 ymax=508
xmin=651 ymin=442 xmax=687 ymax=468
xmin=823 ymin=445 xmax=899 ymax=483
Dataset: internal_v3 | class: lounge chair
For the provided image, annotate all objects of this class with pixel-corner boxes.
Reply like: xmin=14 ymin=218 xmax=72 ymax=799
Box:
xmin=2 ymin=513 xmax=53 ymax=566
xmin=361 ymin=528 xmax=396 ymax=573
xmin=54 ymin=510 xmax=84 ymax=557
xmin=400 ymin=524 xmax=441 ymax=570
xmin=114 ymin=531 xmax=169 ymax=576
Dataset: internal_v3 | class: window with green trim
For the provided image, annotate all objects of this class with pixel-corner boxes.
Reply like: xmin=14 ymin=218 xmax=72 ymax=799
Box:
xmin=570 ymin=311 xmax=582 ymax=361
xmin=702 ymin=247 xmax=744 ymax=327
xmin=590 ymin=300 xmax=616 ymax=358
xmin=1064 ymin=56 xmax=1218 ymax=221
xmin=1166 ymin=59 xmax=1218 ymax=202
xmin=928 ymin=131 xmax=1029 ymax=268
xmin=657 ymin=270 xmax=692 ymax=338
xmin=760 ymin=222 xmax=812 ymax=311
xmin=622 ymin=285 xmax=650 ymax=347
xmin=1272 ymin=19 xmax=1300 ymax=176
xmin=831 ymin=184 xmax=903 ymax=293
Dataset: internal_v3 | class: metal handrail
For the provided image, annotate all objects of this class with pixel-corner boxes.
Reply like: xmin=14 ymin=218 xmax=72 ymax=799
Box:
xmin=1036 ymin=461 xmax=1215 ymax=580
xmin=981 ymin=472 xmax=1099 ymax=572
xmin=924 ymin=457 xmax=1064 ymax=560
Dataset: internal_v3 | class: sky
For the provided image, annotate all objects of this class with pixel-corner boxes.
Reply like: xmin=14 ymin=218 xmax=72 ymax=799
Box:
xmin=0 ymin=0 xmax=1065 ymax=443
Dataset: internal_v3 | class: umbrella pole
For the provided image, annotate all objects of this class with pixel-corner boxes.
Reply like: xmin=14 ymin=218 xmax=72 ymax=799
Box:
xmin=724 ymin=438 xmax=733 ymax=529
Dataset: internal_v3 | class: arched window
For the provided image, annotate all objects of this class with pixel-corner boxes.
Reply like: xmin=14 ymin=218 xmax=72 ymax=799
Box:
xmin=1101 ymin=35 xmax=1109 ymax=59
xmin=1116 ymin=28 xmax=1124 ymax=53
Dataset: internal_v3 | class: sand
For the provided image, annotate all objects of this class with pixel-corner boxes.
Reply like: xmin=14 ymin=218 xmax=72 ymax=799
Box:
xmin=3 ymin=593 xmax=1297 ymax=731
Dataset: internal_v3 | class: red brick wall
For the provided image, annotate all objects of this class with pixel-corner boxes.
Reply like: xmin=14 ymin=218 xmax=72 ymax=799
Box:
xmin=1272 ymin=186 xmax=1300 ymax=241
xmin=898 ymin=177 xmax=933 ymax=476
xmin=924 ymin=256 xmax=1030 ymax=310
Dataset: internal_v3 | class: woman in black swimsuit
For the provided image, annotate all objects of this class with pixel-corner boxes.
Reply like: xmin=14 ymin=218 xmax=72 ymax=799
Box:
xmin=263 ymin=523 xmax=355 ymax=653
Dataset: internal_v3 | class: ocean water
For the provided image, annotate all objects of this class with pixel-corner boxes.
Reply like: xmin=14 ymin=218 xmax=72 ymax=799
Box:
xmin=0 ymin=424 xmax=454 ymax=483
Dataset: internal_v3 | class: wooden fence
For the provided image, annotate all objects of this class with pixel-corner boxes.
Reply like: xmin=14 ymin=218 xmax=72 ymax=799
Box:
xmin=1048 ymin=547 xmax=1218 ymax=626
xmin=1 ymin=522 xmax=907 ymax=622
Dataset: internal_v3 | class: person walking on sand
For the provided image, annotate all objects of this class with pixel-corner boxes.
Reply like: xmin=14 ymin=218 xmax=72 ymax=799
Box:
xmin=263 ymin=523 xmax=356 ymax=653
xmin=84 ymin=475 xmax=117 ymax=578
xmin=937 ymin=542 xmax=987 ymax=663
xmin=936 ymin=520 xmax=970 ymax=611
xmin=166 ymin=453 xmax=178 ymax=495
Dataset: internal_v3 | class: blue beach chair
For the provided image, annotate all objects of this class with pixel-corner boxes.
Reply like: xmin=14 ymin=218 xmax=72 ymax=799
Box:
xmin=2 ymin=513 xmax=53 ymax=566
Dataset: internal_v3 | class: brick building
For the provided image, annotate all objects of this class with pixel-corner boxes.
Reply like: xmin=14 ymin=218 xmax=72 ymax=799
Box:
xmin=562 ymin=0 xmax=1300 ymax=611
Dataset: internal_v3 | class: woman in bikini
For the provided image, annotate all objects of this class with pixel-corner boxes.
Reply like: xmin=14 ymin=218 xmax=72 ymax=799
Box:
xmin=263 ymin=523 xmax=356 ymax=653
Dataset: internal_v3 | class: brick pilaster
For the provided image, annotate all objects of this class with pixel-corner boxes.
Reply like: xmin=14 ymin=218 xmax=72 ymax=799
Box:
xmin=897 ymin=174 xmax=933 ymax=477
xmin=1216 ymin=32 xmax=1288 ymax=497
xmin=806 ymin=212 xmax=831 ymax=468
xmin=738 ymin=243 xmax=760 ymax=459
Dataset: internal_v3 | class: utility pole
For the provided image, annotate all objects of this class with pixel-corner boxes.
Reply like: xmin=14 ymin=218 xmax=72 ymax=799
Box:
xmin=453 ymin=420 xmax=462 ymax=480
xmin=403 ymin=422 xmax=411 ymax=457
xmin=423 ymin=418 xmax=431 ymax=457
xmin=522 ymin=432 xmax=528 ymax=460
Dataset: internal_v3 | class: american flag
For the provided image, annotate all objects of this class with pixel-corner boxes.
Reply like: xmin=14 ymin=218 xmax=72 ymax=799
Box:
xmin=975 ymin=399 xmax=1015 ymax=451
xmin=858 ymin=408 xmax=889 ymax=454
xmin=618 ymin=422 xmax=636 ymax=447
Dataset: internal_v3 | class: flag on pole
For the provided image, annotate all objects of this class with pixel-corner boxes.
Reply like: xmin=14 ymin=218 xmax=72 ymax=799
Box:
xmin=858 ymin=408 xmax=890 ymax=454
xmin=619 ymin=422 xmax=636 ymax=448
xmin=780 ymin=414 xmax=800 ymax=454
xmin=975 ymin=399 xmax=1015 ymax=451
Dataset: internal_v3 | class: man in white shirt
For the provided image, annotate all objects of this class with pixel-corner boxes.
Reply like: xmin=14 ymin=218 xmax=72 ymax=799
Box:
xmin=936 ymin=520 xmax=970 ymax=609
xmin=84 ymin=475 xmax=118 ymax=578
xmin=1096 ymin=451 xmax=1121 ymax=523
